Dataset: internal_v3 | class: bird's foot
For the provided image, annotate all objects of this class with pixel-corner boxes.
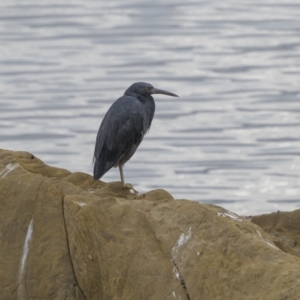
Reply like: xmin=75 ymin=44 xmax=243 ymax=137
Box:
xmin=123 ymin=183 xmax=139 ymax=194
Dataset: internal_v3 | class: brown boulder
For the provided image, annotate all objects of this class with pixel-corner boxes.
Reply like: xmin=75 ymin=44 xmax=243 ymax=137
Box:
xmin=1 ymin=149 xmax=300 ymax=300
xmin=252 ymin=210 xmax=300 ymax=258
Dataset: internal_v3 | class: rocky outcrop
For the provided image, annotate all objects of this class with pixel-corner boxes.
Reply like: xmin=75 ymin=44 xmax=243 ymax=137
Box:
xmin=252 ymin=210 xmax=300 ymax=258
xmin=1 ymin=149 xmax=300 ymax=300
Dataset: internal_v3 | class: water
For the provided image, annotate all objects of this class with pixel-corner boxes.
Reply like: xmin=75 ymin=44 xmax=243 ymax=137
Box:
xmin=1 ymin=0 xmax=300 ymax=215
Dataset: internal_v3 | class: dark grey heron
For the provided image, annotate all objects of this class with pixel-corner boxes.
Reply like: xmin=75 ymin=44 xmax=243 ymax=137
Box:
xmin=93 ymin=82 xmax=178 ymax=191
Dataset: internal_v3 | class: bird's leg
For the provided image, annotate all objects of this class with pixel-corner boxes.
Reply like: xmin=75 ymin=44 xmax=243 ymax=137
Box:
xmin=119 ymin=165 xmax=138 ymax=193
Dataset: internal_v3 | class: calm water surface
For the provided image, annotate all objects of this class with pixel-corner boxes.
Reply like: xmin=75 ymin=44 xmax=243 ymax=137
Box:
xmin=1 ymin=0 xmax=300 ymax=215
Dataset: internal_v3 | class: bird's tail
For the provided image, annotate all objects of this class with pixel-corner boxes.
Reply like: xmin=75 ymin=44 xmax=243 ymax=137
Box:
xmin=93 ymin=157 xmax=105 ymax=180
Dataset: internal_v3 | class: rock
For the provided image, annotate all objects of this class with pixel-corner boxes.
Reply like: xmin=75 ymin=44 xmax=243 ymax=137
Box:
xmin=252 ymin=210 xmax=300 ymax=257
xmin=1 ymin=148 xmax=300 ymax=300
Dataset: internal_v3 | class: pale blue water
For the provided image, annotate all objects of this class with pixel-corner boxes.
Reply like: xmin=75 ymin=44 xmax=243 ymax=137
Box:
xmin=1 ymin=0 xmax=300 ymax=215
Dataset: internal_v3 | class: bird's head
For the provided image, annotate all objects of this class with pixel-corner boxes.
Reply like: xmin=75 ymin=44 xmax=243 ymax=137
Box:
xmin=125 ymin=82 xmax=178 ymax=98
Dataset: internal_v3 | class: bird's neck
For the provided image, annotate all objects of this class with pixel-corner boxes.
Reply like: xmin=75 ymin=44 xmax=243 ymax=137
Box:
xmin=137 ymin=94 xmax=153 ymax=104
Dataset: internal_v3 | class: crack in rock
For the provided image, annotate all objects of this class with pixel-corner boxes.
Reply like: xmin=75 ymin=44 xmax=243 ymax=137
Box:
xmin=61 ymin=197 xmax=87 ymax=300
xmin=172 ymin=259 xmax=191 ymax=300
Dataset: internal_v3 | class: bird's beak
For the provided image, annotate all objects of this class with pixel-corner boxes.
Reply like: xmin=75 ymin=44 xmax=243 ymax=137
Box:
xmin=151 ymin=88 xmax=179 ymax=97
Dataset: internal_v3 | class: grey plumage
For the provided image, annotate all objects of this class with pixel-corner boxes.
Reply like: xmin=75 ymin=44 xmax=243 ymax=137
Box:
xmin=93 ymin=82 xmax=178 ymax=188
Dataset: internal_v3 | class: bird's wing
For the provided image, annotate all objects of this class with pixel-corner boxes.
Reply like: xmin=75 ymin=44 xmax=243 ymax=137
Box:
xmin=93 ymin=96 xmax=145 ymax=179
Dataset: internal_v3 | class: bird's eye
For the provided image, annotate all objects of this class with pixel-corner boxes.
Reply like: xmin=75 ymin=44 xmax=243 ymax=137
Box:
xmin=145 ymin=86 xmax=150 ymax=90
